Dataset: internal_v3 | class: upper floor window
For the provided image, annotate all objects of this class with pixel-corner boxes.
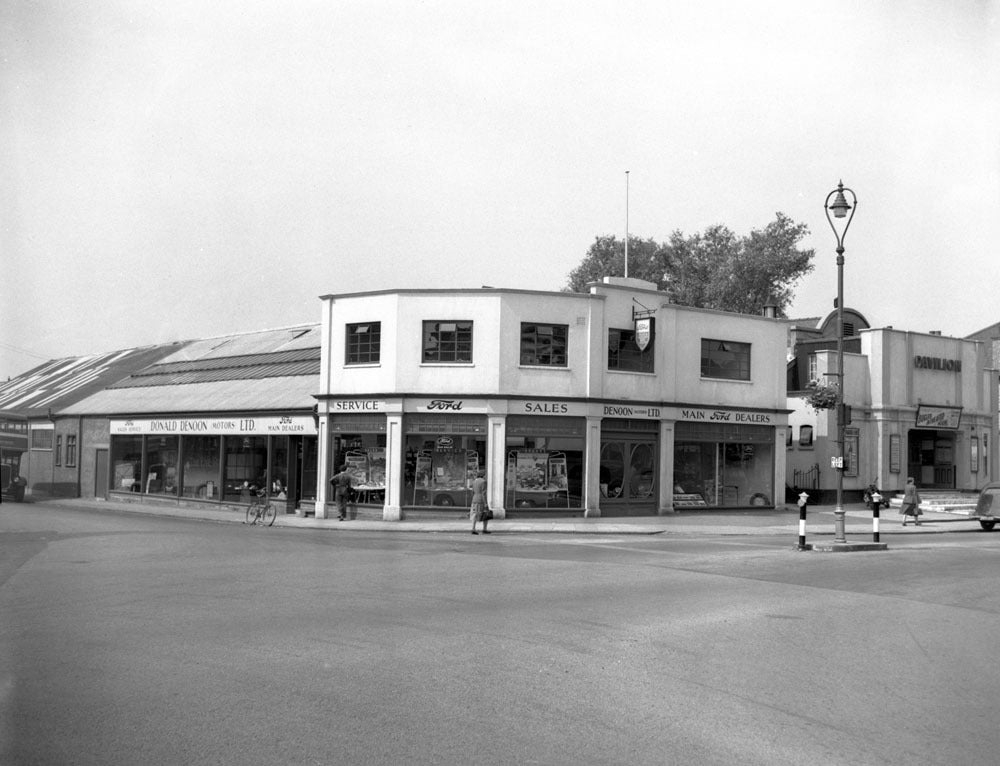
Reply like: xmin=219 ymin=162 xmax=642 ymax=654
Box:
xmin=807 ymin=353 xmax=818 ymax=384
xmin=799 ymin=425 xmax=814 ymax=447
xmin=520 ymin=323 xmax=568 ymax=367
xmin=346 ymin=322 xmax=381 ymax=365
xmin=701 ymin=338 xmax=750 ymax=381
xmin=423 ymin=321 xmax=473 ymax=364
xmin=608 ymin=328 xmax=654 ymax=373
xmin=30 ymin=428 xmax=53 ymax=450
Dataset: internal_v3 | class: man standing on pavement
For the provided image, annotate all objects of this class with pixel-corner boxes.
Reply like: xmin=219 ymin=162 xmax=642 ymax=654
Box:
xmin=330 ymin=464 xmax=353 ymax=521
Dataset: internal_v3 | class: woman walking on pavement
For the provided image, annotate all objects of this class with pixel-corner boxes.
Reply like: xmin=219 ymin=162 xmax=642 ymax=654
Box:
xmin=470 ymin=470 xmax=490 ymax=535
xmin=901 ymin=476 xmax=922 ymax=526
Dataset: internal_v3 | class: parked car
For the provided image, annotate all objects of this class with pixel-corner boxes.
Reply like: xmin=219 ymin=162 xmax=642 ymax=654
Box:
xmin=974 ymin=482 xmax=1000 ymax=530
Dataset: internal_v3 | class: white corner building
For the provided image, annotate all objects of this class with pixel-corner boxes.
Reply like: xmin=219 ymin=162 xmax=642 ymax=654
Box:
xmin=313 ymin=278 xmax=790 ymax=520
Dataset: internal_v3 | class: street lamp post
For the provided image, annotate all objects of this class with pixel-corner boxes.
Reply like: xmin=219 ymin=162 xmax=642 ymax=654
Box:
xmin=825 ymin=181 xmax=857 ymax=544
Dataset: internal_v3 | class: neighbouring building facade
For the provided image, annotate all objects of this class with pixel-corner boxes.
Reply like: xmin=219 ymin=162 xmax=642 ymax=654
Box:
xmin=787 ymin=321 xmax=999 ymax=502
xmin=0 ymin=346 xmax=184 ymax=501
xmin=57 ymin=326 xmax=322 ymax=513
xmin=311 ymin=278 xmax=791 ymax=519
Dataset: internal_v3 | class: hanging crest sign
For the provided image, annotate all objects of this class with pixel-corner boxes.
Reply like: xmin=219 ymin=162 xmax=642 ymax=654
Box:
xmin=635 ymin=317 xmax=654 ymax=352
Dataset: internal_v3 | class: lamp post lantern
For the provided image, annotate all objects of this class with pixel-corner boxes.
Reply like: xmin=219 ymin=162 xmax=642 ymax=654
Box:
xmin=825 ymin=180 xmax=857 ymax=543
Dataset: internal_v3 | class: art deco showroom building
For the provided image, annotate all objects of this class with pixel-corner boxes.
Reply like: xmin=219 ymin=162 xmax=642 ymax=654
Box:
xmin=311 ymin=278 xmax=791 ymax=519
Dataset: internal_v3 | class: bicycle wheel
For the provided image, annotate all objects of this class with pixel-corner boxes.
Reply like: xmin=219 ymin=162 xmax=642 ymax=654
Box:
xmin=245 ymin=501 xmax=259 ymax=525
xmin=263 ymin=501 xmax=276 ymax=527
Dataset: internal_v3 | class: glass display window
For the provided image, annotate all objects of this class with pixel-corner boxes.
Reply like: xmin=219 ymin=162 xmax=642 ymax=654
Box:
xmin=269 ymin=436 xmax=289 ymax=498
xmin=144 ymin=435 xmax=179 ymax=496
xmin=673 ymin=423 xmax=774 ymax=507
xmin=112 ymin=435 xmax=143 ymax=492
xmin=404 ymin=433 xmax=485 ymax=508
xmin=181 ymin=435 xmax=221 ymax=499
xmin=332 ymin=432 xmax=387 ymax=504
xmin=505 ymin=416 xmax=584 ymax=509
xmin=223 ymin=435 xmax=267 ymax=502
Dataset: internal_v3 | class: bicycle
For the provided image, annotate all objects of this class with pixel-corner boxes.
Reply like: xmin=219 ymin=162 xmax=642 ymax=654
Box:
xmin=245 ymin=489 xmax=276 ymax=526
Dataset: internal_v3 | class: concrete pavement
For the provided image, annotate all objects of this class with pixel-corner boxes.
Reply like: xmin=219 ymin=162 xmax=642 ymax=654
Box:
xmin=26 ymin=496 xmax=993 ymax=539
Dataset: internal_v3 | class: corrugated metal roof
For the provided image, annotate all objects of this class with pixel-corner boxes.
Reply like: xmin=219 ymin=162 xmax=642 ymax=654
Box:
xmin=60 ymin=376 xmax=319 ymax=415
xmin=113 ymin=360 xmax=320 ymax=388
xmin=111 ymin=348 xmax=320 ymax=388
xmin=155 ymin=324 xmax=321 ymax=364
xmin=0 ymin=345 xmax=185 ymax=417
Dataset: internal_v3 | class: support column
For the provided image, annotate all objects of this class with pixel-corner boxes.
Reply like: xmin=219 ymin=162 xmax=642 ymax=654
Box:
xmin=774 ymin=425 xmax=788 ymax=508
xmin=383 ymin=413 xmax=404 ymax=520
xmin=313 ymin=413 xmax=330 ymax=518
xmin=488 ymin=415 xmax=507 ymax=518
xmin=584 ymin=415 xmax=602 ymax=517
xmin=658 ymin=420 xmax=676 ymax=515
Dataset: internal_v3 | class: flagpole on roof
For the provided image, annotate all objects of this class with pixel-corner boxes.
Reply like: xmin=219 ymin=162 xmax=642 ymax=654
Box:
xmin=624 ymin=170 xmax=630 ymax=279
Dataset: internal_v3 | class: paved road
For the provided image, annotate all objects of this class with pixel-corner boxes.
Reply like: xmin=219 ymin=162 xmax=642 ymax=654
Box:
xmin=3 ymin=502 xmax=1000 ymax=765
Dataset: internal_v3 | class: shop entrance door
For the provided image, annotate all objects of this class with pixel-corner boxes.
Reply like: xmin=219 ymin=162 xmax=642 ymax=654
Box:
xmin=908 ymin=430 xmax=956 ymax=489
xmin=599 ymin=438 xmax=657 ymax=506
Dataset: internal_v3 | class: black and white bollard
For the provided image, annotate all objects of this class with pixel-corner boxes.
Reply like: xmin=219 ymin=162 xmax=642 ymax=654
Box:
xmin=796 ymin=491 xmax=809 ymax=550
xmin=870 ymin=491 xmax=882 ymax=543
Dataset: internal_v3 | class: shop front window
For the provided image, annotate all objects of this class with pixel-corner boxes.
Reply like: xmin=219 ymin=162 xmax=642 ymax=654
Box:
xmin=223 ymin=436 xmax=268 ymax=502
xmin=505 ymin=416 xmax=584 ymax=509
xmin=405 ymin=434 xmax=485 ymax=508
xmin=112 ymin=435 xmax=143 ymax=492
xmin=144 ymin=435 xmax=179 ymax=495
xmin=269 ymin=436 xmax=289 ymax=498
xmin=332 ymin=432 xmax=387 ymax=504
xmin=182 ymin=435 xmax=221 ymax=499
xmin=674 ymin=423 xmax=774 ymax=507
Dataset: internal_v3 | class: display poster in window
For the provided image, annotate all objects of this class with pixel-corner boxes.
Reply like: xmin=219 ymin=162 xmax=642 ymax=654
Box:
xmin=365 ymin=448 xmax=386 ymax=489
xmin=465 ymin=451 xmax=480 ymax=488
xmin=345 ymin=451 xmax=368 ymax=486
xmin=432 ymin=448 xmax=467 ymax=490
xmin=548 ymin=453 xmax=568 ymax=490
xmin=515 ymin=451 xmax=549 ymax=490
xmin=414 ymin=451 xmax=433 ymax=488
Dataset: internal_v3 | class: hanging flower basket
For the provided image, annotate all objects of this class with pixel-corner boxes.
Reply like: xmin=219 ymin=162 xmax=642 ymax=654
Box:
xmin=804 ymin=380 xmax=839 ymax=411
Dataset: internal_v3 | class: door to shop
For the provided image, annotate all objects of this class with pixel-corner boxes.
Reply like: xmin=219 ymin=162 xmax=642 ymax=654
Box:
xmin=908 ymin=430 xmax=956 ymax=489
xmin=599 ymin=437 xmax=657 ymax=508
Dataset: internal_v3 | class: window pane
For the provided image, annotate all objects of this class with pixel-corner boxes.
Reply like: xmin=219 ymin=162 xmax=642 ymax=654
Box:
xmin=181 ymin=435 xmax=221 ymax=499
xmin=520 ymin=322 xmax=568 ymax=366
xmin=346 ymin=321 xmax=381 ymax=364
xmin=701 ymin=338 xmax=750 ymax=380
xmin=112 ymin=435 xmax=143 ymax=492
xmin=608 ymin=328 xmax=653 ymax=372
xmin=423 ymin=320 xmax=473 ymax=363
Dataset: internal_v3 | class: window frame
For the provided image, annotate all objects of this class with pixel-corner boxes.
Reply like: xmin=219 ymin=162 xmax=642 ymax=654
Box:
xmin=520 ymin=322 xmax=569 ymax=367
xmin=55 ymin=434 xmax=62 ymax=466
xmin=798 ymin=425 xmax=814 ymax=448
xmin=346 ymin=321 xmax=381 ymax=365
xmin=422 ymin=320 xmax=474 ymax=364
xmin=700 ymin=338 xmax=751 ymax=381
xmin=66 ymin=434 xmax=77 ymax=468
xmin=607 ymin=327 xmax=655 ymax=373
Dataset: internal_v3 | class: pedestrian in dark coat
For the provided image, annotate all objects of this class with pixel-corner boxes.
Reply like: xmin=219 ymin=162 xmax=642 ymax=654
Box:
xmin=901 ymin=476 xmax=922 ymax=526
xmin=330 ymin=465 xmax=353 ymax=521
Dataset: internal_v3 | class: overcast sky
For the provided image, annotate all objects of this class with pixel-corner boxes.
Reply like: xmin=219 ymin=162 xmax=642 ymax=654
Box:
xmin=3 ymin=1 xmax=998 ymax=380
